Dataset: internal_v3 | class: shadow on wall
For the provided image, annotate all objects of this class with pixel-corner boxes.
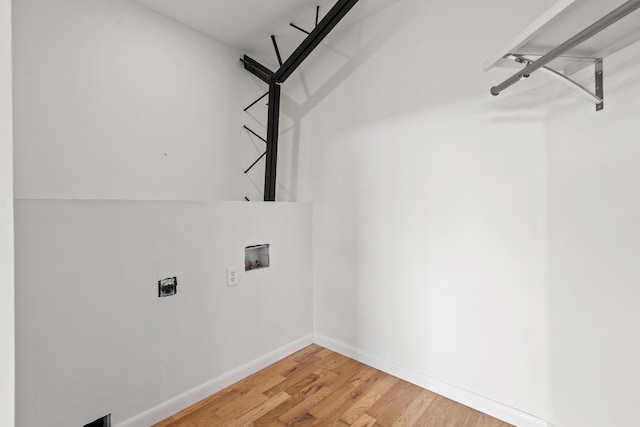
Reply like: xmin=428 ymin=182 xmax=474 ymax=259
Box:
xmin=281 ymin=0 xmax=422 ymax=200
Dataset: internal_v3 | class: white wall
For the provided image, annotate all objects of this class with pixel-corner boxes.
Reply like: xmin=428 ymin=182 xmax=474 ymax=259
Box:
xmin=546 ymin=40 xmax=640 ymax=427
xmin=13 ymin=0 xmax=245 ymax=201
xmin=283 ymin=0 xmax=556 ymax=425
xmin=15 ymin=200 xmax=313 ymax=427
xmin=277 ymin=0 xmax=640 ymax=425
xmin=13 ymin=1 xmax=640 ymax=426
xmin=0 ymin=0 xmax=14 ymax=425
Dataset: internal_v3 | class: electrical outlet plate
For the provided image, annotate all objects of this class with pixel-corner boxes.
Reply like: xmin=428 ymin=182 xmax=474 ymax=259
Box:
xmin=158 ymin=277 xmax=177 ymax=297
xmin=227 ymin=266 xmax=239 ymax=287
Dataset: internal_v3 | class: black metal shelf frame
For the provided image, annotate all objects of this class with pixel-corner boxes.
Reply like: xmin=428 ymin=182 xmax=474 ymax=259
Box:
xmin=242 ymin=0 xmax=359 ymax=201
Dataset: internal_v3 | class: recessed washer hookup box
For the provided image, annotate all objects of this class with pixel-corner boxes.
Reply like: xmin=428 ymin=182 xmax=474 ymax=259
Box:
xmin=245 ymin=244 xmax=270 ymax=271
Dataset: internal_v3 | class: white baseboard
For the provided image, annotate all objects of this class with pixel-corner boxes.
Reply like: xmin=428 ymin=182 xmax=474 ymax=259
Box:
xmin=116 ymin=333 xmax=553 ymax=427
xmin=116 ymin=335 xmax=314 ymax=427
xmin=314 ymin=334 xmax=553 ymax=427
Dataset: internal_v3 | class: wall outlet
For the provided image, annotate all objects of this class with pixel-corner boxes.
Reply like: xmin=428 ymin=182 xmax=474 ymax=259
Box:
xmin=158 ymin=277 xmax=177 ymax=297
xmin=227 ymin=266 xmax=239 ymax=287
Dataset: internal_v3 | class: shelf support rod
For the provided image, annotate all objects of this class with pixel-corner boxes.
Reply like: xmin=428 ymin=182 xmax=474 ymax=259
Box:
xmin=290 ymin=23 xmax=311 ymax=35
xmin=271 ymin=35 xmax=283 ymax=66
xmin=243 ymin=125 xmax=267 ymax=144
xmin=244 ymin=91 xmax=269 ymax=112
xmin=490 ymin=0 xmax=640 ymax=97
xmin=244 ymin=151 xmax=267 ymax=174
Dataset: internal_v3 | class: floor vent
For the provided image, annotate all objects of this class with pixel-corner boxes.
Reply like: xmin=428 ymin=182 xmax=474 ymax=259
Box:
xmin=83 ymin=414 xmax=110 ymax=427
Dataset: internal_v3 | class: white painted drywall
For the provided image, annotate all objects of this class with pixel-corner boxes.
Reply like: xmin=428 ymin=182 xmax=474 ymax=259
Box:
xmin=279 ymin=0 xmax=640 ymax=424
xmin=13 ymin=0 xmax=640 ymax=425
xmin=283 ymin=0 xmax=557 ymax=424
xmin=12 ymin=0 xmax=245 ymax=201
xmin=545 ymin=39 xmax=640 ymax=427
xmin=0 ymin=0 xmax=14 ymax=425
xmin=15 ymin=200 xmax=313 ymax=427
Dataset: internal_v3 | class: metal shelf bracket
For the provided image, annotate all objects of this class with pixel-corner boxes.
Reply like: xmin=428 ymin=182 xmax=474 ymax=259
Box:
xmin=507 ymin=55 xmax=604 ymax=110
xmin=490 ymin=0 xmax=640 ymax=112
xmin=595 ymin=59 xmax=604 ymax=111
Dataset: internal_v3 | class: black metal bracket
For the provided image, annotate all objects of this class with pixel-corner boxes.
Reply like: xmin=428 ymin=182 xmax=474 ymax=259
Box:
xmin=264 ymin=82 xmax=282 ymax=201
xmin=242 ymin=0 xmax=359 ymax=201
xmin=241 ymin=55 xmax=274 ymax=84
xmin=275 ymin=0 xmax=359 ymax=84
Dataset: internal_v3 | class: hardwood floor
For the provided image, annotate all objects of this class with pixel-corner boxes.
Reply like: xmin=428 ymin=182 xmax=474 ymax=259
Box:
xmin=153 ymin=345 xmax=513 ymax=427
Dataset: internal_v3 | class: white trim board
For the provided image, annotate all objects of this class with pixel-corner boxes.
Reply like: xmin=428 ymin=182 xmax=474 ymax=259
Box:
xmin=314 ymin=335 xmax=554 ymax=427
xmin=116 ymin=334 xmax=552 ymax=427
xmin=116 ymin=335 xmax=314 ymax=427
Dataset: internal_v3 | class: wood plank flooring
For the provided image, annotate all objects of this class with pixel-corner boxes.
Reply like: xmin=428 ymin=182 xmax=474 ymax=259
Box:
xmin=153 ymin=345 xmax=513 ymax=427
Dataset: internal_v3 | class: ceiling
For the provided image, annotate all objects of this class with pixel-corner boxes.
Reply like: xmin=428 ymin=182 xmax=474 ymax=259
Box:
xmin=131 ymin=0 xmax=334 ymax=52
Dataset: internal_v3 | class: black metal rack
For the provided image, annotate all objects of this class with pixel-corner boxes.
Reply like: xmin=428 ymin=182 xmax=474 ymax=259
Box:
xmin=242 ymin=0 xmax=359 ymax=201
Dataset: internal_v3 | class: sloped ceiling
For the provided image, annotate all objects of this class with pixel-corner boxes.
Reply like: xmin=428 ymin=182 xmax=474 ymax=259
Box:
xmin=131 ymin=0 xmax=327 ymax=52
xmin=131 ymin=0 xmax=398 ymax=60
